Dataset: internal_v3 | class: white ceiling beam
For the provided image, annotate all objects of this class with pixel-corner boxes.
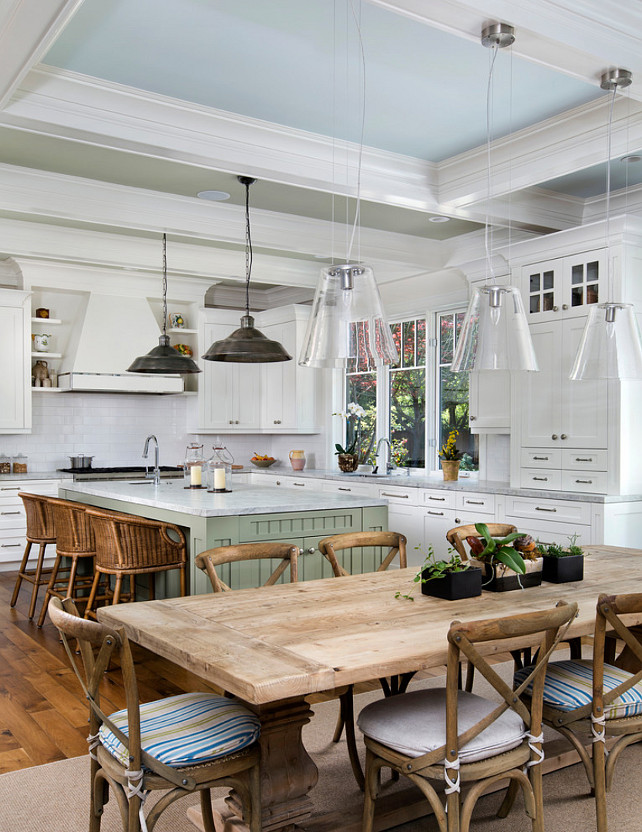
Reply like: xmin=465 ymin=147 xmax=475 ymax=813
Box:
xmin=0 ymin=0 xmax=85 ymax=109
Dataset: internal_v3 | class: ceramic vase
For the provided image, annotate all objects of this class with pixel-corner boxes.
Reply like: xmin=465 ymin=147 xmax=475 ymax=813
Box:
xmin=441 ymin=460 xmax=460 ymax=481
xmin=337 ymin=454 xmax=359 ymax=473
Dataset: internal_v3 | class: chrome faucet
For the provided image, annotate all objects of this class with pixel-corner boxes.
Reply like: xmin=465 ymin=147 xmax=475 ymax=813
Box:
xmin=375 ymin=437 xmax=393 ymax=474
xmin=143 ymin=434 xmax=161 ymax=486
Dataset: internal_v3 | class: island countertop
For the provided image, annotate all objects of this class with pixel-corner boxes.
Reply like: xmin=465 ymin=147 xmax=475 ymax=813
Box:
xmin=59 ymin=479 xmax=387 ymax=517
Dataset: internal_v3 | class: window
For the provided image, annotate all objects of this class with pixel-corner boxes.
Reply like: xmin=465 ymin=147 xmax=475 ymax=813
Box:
xmin=389 ymin=320 xmax=426 ymax=468
xmin=437 ymin=311 xmax=478 ymax=471
xmin=346 ymin=348 xmax=377 ymax=465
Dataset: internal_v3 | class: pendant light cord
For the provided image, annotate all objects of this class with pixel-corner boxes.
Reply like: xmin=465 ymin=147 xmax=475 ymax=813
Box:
xmin=605 ymin=85 xmax=617 ymax=303
xmin=244 ymin=179 xmax=253 ymax=316
xmin=346 ymin=0 xmax=366 ymax=264
xmin=162 ymin=232 xmax=168 ymax=338
xmin=484 ymin=45 xmax=499 ymax=285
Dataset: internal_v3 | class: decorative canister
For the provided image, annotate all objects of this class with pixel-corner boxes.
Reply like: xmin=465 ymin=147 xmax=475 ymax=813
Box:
xmin=184 ymin=443 xmax=204 ymax=488
xmin=13 ymin=454 xmax=28 ymax=474
xmin=32 ymin=360 xmax=49 ymax=386
xmin=33 ymin=334 xmax=51 ymax=352
xmin=289 ymin=450 xmax=306 ymax=471
xmin=206 ymin=458 xmax=232 ymax=493
xmin=0 ymin=455 xmax=11 ymax=474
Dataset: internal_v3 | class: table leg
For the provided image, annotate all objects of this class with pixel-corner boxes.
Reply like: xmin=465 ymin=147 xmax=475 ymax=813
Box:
xmin=188 ymin=697 xmax=318 ymax=832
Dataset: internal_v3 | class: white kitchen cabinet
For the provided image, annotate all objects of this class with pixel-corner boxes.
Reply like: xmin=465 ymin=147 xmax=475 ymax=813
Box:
xmin=0 ymin=479 xmax=62 ymax=569
xmin=0 ymin=290 xmax=31 ymax=433
xmin=198 ymin=306 xmax=321 ymax=434
xmin=468 ymin=370 xmax=510 ymax=432
xmin=521 ymin=249 xmax=605 ymax=324
xmin=199 ymin=318 xmax=261 ymax=431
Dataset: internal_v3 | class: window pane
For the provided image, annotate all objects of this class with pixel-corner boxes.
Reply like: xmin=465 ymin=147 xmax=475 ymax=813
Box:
xmin=346 ymin=372 xmax=377 ymax=464
xmin=390 ymin=368 xmax=425 ymax=468
xmin=389 ymin=323 xmax=401 ymax=370
xmin=440 ymin=314 xmax=454 ymax=364
xmin=402 ymin=320 xmax=415 ymax=367
xmin=416 ymin=319 xmax=426 ymax=365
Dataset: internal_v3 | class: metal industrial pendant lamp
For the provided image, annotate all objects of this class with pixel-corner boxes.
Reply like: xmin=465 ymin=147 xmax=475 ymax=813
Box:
xmin=451 ymin=23 xmax=538 ymax=374
xmin=128 ymin=234 xmax=201 ymax=375
xmin=202 ymin=176 xmax=292 ymax=364
xmin=570 ymin=69 xmax=642 ymax=381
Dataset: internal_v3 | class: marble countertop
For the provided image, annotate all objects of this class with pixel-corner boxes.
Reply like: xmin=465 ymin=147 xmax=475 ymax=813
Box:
xmin=0 ymin=471 xmax=72 ymax=481
xmin=249 ymin=467 xmax=642 ymax=504
xmin=60 ymin=480 xmax=387 ymax=517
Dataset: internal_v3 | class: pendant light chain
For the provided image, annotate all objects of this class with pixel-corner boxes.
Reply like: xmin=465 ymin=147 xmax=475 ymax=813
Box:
xmin=162 ymin=233 xmax=168 ymax=338
xmin=244 ymin=179 xmax=253 ymax=317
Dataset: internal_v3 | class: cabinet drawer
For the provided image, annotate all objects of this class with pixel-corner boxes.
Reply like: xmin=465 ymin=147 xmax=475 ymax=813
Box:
xmin=378 ymin=486 xmax=419 ymax=506
xmin=323 ymin=481 xmax=375 ymax=497
xmin=504 ymin=495 xmax=591 ymax=525
xmin=520 ymin=469 xmax=562 ymax=490
xmin=561 ymin=450 xmax=608 ymax=471
xmin=421 ymin=489 xmax=456 ymax=509
xmin=272 ymin=476 xmax=323 ymax=490
xmin=455 ymin=493 xmax=495 ymax=514
xmin=503 ymin=518 xmax=591 ymax=548
xmin=561 ymin=470 xmax=608 ymax=494
xmin=0 ymin=535 xmax=25 ymax=561
xmin=0 ymin=509 xmax=26 ymax=531
xmin=521 ymin=449 xmax=561 ymax=469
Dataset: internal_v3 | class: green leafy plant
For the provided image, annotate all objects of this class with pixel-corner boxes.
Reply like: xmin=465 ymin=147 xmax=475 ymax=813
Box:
xmin=469 ymin=522 xmax=527 ymax=575
xmin=542 ymin=534 xmax=584 ymax=559
xmin=333 ymin=402 xmax=365 ymax=455
xmin=439 ymin=429 xmax=463 ymax=461
xmin=395 ymin=545 xmax=470 ymax=601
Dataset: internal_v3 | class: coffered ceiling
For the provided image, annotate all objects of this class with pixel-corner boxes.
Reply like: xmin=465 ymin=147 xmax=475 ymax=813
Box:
xmin=0 ymin=0 xmax=642 ymax=289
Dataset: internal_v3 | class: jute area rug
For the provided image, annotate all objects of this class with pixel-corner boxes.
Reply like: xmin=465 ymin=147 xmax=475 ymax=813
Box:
xmin=2 ymin=682 xmax=642 ymax=832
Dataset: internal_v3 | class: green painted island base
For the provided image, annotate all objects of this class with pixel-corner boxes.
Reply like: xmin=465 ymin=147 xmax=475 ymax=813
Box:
xmin=58 ymin=486 xmax=388 ymax=595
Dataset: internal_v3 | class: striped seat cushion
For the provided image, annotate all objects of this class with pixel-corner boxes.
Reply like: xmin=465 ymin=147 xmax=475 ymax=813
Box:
xmin=514 ymin=660 xmax=642 ymax=720
xmin=99 ymin=692 xmax=260 ymax=768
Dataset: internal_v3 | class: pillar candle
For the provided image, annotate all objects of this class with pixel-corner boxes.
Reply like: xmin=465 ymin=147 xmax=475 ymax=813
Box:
xmin=190 ymin=464 xmax=202 ymax=486
xmin=214 ymin=467 xmax=226 ymax=490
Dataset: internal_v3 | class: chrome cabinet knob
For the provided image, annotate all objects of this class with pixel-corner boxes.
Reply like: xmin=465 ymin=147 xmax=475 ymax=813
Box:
xmin=470 ymin=415 xmax=476 ymax=421
xmin=455 ymin=517 xmax=461 ymax=524
xmin=562 ymin=304 xmax=569 ymax=310
xmin=553 ymin=306 xmax=559 ymax=312
xmin=552 ymin=434 xmax=558 ymax=440
xmin=561 ymin=434 xmax=568 ymax=440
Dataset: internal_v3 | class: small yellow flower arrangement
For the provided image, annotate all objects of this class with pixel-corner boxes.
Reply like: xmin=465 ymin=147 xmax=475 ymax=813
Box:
xmin=439 ymin=429 xmax=463 ymax=461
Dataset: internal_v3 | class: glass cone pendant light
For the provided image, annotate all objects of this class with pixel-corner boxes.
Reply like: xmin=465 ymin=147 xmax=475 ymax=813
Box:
xmin=202 ymin=177 xmax=291 ymax=364
xmin=298 ymin=263 xmax=398 ymax=369
xmin=570 ymin=68 xmax=642 ymax=381
xmin=451 ymin=23 xmax=538 ymax=374
xmin=128 ymin=233 xmax=201 ymax=375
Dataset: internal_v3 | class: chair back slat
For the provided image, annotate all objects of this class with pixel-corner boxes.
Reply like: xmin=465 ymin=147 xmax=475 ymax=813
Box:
xmin=47 ymin=497 xmax=95 ymax=555
xmin=195 ymin=542 xmax=301 ymax=592
xmin=19 ymin=492 xmax=56 ymax=542
xmin=318 ymin=531 xmax=407 ymax=577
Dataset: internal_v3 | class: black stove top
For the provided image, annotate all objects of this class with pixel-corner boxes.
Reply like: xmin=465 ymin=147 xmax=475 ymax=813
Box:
xmin=58 ymin=466 xmax=183 ymax=474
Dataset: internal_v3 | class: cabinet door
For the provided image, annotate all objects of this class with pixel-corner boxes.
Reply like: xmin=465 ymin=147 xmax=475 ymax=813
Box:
xmin=521 ymin=259 xmax=562 ymax=323
xmin=200 ymin=323 xmax=236 ymax=429
xmin=0 ymin=299 xmax=30 ymax=433
xmin=468 ymin=370 xmax=510 ymax=431
xmin=261 ymin=321 xmax=296 ymax=430
xmin=520 ymin=321 xmax=562 ymax=447
xmin=561 ymin=318 xmax=608 ymax=448
xmin=563 ymin=250 xmax=605 ymax=320
xmin=235 ymin=363 xmax=261 ymax=429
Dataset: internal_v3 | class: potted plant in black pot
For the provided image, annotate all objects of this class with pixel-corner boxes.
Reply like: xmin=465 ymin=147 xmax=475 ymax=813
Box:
xmin=395 ymin=546 xmax=482 ymax=602
xmin=466 ymin=523 xmax=543 ymax=592
xmin=541 ymin=535 xmax=585 ymax=583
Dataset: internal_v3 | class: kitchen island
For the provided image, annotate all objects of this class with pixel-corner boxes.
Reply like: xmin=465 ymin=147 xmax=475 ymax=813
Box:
xmin=58 ymin=480 xmax=388 ymax=594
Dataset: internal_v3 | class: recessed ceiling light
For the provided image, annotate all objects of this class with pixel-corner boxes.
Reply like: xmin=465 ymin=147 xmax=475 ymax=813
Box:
xmin=197 ymin=190 xmax=231 ymax=201
xmin=428 ymin=215 xmax=450 ymax=223
xmin=621 ymin=155 xmax=642 ymax=164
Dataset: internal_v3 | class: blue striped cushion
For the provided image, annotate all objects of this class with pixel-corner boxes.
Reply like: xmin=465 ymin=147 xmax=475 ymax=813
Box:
xmin=514 ymin=660 xmax=642 ymax=719
xmin=99 ymin=692 xmax=260 ymax=768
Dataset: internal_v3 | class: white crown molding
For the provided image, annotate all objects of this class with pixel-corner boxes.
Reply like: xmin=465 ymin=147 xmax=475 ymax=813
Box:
xmin=582 ymin=184 xmax=642 ymax=224
xmin=0 ymin=0 xmax=84 ymax=109
xmin=0 ymin=163 xmax=449 ymax=271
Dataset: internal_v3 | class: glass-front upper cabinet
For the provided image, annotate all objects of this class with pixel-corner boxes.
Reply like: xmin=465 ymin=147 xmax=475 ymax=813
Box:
xmin=521 ymin=249 xmax=606 ymax=322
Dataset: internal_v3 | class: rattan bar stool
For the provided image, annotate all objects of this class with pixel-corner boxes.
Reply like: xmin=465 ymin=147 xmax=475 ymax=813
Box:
xmin=37 ymin=496 xmax=97 ymax=627
xmin=82 ymin=508 xmax=188 ymax=618
xmin=10 ymin=492 xmax=56 ymax=619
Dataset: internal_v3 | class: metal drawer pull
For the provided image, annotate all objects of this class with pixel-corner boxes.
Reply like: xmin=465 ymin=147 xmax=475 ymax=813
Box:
xmin=1 ymin=511 xmax=21 ymax=515
xmin=294 ymin=483 xmax=306 ymax=487
xmin=576 ymin=479 xmax=593 ymax=484
xmin=338 ymin=487 xmax=351 ymax=492
xmin=0 ymin=487 xmax=20 ymax=491
xmin=465 ymin=500 xmax=484 ymax=505
xmin=426 ymin=510 xmax=444 ymax=516
xmin=575 ymin=457 xmax=593 ymax=462
xmin=533 ymin=477 xmax=548 ymax=481
xmin=1 ymin=543 xmax=20 ymax=548
xmin=299 ymin=547 xmax=316 ymax=554
xmin=533 ymin=456 xmax=549 ymax=461
xmin=428 ymin=496 xmax=446 ymax=501
xmin=382 ymin=492 xmax=408 ymax=498
xmin=535 ymin=506 xmax=557 ymax=512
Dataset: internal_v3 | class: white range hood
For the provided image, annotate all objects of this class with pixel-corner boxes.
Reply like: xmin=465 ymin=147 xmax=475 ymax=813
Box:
xmin=57 ymin=294 xmax=183 ymax=394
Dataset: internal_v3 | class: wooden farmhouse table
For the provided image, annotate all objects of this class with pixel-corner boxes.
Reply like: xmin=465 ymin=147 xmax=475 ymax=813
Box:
xmin=97 ymin=544 xmax=642 ymax=832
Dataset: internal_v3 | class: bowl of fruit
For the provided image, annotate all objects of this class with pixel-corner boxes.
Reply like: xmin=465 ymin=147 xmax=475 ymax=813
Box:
xmin=251 ymin=454 xmax=277 ymax=468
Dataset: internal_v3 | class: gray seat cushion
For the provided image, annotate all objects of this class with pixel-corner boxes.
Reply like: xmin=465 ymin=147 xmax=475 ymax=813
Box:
xmin=357 ymin=688 xmax=525 ymax=764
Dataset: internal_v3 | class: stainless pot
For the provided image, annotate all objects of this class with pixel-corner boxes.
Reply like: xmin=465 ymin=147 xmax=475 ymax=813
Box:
xmin=68 ymin=454 xmax=94 ymax=469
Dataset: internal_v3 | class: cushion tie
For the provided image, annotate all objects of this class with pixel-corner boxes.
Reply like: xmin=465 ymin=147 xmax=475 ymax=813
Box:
xmin=125 ymin=768 xmax=150 ymax=832
xmin=523 ymin=731 xmax=544 ymax=773
xmin=444 ymin=756 xmax=461 ymax=795
xmin=87 ymin=732 xmax=100 ymax=762
xmin=591 ymin=712 xmax=608 ymax=749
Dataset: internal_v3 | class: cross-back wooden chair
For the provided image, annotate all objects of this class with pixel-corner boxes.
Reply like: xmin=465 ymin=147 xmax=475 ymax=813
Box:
xmin=83 ymin=508 xmax=188 ymax=619
xmin=48 ymin=596 xmax=261 ymax=832
xmin=446 ymin=523 xmax=582 ymax=692
xmin=10 ymin=492 xmax=56 ymax=619
xmin=317 ymin=530 xmax=408 ymax=791
xmin=195 ymin=542 xmax=301 ymax=592
xmin=511 ymin=592 xmax=642 ymax=832
xmin=358 ymin=601 xmax=578 ymax=832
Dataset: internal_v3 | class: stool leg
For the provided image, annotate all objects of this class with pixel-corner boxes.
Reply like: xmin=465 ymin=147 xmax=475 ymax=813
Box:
xmin=37 ymin=554 xmax=62 ymax=627
xmin=112 ymin=575 xmax=123 ymax=606
xmin=10 ymin=540 xmax=33 ymax=608
xmin=83 ymin=571 xmax=102 ymax=620
xmin=179 ymin=563 xmax=187 ymax=597
xmin=27 ymin=542 xmax=48 ymax=620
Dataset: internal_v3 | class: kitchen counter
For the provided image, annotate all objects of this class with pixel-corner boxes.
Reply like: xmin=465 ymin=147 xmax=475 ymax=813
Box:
xmin=248 ymin=467 xmax=642 ymax=504
xmin=0 ymin=471 xmax=72 ymax=481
